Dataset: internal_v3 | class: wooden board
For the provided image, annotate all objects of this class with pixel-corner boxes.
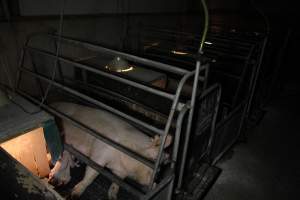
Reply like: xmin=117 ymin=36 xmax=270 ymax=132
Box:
xmin=0 ymin=148 xmax=63 ymax=200
xmin=1 ymin=127 xmax=50 ymax=177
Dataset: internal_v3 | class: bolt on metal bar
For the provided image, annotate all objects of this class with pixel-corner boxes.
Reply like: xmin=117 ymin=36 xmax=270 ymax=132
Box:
xmin=26 ymin=46 xmax=175 ymax=100
xmin=64 ymin=144 xmax=146 ymax=197
xmin=38 ymin=33 xmax=191 ymax=76
xmin=17 ymin=89 xmax=155 ymax=169
xmin=20 ymin=67 xmax=165 ymax=136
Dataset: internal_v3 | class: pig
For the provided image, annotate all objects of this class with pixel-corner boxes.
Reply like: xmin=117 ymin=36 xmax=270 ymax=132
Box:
xmin=48 ymin=102 xmax=172 ymax=200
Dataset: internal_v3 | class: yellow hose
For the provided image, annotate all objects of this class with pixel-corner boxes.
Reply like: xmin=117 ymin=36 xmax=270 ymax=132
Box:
xmin=199 ymin=0 xmax=209 ymax=53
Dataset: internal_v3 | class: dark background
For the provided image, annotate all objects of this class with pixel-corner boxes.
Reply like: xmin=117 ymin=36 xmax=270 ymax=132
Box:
xmin=1 ymin=0 xmax=298 ymax=102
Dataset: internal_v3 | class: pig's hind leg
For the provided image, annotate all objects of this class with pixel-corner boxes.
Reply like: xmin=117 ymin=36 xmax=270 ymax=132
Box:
xmin=70 ymin=166 xmax=99 ymax=199
xmin=108 ymin=183 xmax=120 ymax=200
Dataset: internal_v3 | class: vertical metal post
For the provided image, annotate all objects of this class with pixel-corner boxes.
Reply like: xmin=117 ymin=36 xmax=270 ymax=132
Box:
xmin=176 ymin=61 xmax=201 ymax=191
xmin=28 ymin=52 xmax=45 ymax=96
xmin=52 ymin=38 xmax=65 ymax=84
xmin=206 ymin=85 xmax=222 ymax=163
xmin=149 ymin=71 xmax=195 ymax=188
xmin=232 ymin=46 xmax=255 ymax=107
xmin=245 ymin=37 xmax=268 ymax=119
xmin=14 ymin=48 xmax=26 ymax=92
xmin=37 ymin=0 xmax=65 ymax=107
xmin=167 ymin=105 xmax=189 ymax=200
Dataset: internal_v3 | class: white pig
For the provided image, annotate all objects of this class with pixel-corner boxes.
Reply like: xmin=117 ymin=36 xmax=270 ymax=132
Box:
xmin=48 ymin=102 xmax=171 ymax=199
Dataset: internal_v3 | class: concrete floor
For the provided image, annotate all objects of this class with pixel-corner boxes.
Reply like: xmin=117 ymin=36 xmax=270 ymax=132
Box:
xmin=205 ymin=91 xmax=300 ymax=200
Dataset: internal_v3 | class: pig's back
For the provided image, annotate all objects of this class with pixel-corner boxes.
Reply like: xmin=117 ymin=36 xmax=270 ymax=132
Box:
xmin=52 ymin=102 xmax=152 ymax=153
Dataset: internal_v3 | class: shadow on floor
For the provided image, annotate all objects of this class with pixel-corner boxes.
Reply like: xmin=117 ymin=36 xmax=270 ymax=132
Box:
xmin=204 ymin=92 xmax=300 ymax=200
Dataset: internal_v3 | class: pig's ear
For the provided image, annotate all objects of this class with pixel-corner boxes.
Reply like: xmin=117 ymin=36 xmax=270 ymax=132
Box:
xmin=164 ymin=135 xmax=172 ymax=148
xmin=151 ymin=135 xmax=161 ymax=146
xmin=151 ymin=135 xmax=172 ymax=148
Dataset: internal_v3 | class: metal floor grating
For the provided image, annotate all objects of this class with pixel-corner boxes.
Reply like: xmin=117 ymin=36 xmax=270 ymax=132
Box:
xmin=55 ymin=163 xmax=138 ymax=200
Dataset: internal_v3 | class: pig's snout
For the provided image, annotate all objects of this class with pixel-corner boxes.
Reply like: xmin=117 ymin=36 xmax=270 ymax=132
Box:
xmin=48 ymin=176 xmax=59 ymax=186
xmin=48 ymin=167 xmax=71 ymax=187
xmin=48 ymin=174 xmax=69 ymax=187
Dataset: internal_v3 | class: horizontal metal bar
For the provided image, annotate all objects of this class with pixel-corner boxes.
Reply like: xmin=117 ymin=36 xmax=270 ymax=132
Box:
xmin=17 ymin=89 xmax=155 ymax=168
xmin=64 ymin=144 xmax=146 ymax=196
xmin=142 ymin=27 xmax=255 ymax=46
xmin=26 ymin=46 xmax=175 ymax=100
xmin=71 ymin=78 xmax=168 ymax=122
xmin=211 ymin=70 xmax=242 ymax=80
xmin=42 ymin=34 xmax=191 ymax=75
xmin=204 ymin=49 xmax=249 ymax=60
xmin=142 ymin=33 xmax=253 ymax=51
xmin=20 ymin=67 xmax=165 ymax=136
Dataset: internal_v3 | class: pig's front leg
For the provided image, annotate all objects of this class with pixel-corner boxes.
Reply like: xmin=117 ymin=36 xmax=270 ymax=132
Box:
xmin=70 ymin=166 xmax=99 ymax=199
xmin=108 ymin=168 xmax=127 ymax=200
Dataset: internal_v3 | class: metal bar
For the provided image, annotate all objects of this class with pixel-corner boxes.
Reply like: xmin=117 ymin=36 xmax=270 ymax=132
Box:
xmin=64 ymin=144 xmax=146 ymax=197
xmin=171 ymin=104 xmax=189 ymax=168
xmin=38 ymin=0 xmax=65 ymax=107
xmin=41 ymin=34 xmax=191 ymax=75
xmin=28 ymin=52 xmax=45 ymax=96
xmin=20 ymin=67 xmax=165 ymax=136
xmin=142 ymin=27 xmax=254 ymax=47
xmin=52 ymin=38 xmax=65 ymax=85
xmin=244 ymin=36 xmax=268 ymax=124
xmin=166 ymin=178 xmax=175 ymax=200
xmin=17 ymin=89 xmax=155 ymax=169
xmin=211 ymin=69 xmax=242 ymax=80
xmin=150 ymin=70 xmax=196 ymax=187
xmin=208 ymin=33 xmax=259 ymax=45
xmin=204 ymin=45 xmax=250 ymax=58
xmin=203 ymin=63 xmax=209 ymax=90
xmin=204 ymin=49 xmax=249 ymax=60
xmin=232 ymin=46 xmax=255 ymax=107
xmin=144 ymin=174 xmax=174 ymax=200
xmin=144 ymin=51 xmax=196 ymax=66
xmin=14 ymin=32 xmax=36 ymax=93
xmin=26 ymin=46 xmax=175 ymax=100
xmin=14 ymin=47 xmax=26 ymax=92
xmin=71 ymin=79 xmax=169 ymax=127
xmin=165 ymin=104 xmax=190 ymax=200
xmin=206 ymin=85 xmax=222 ymax=163
xmin=176 ymin=60 xmax=201 ymax=190
xmin=212 ymin=102 xmax=246 ymax=165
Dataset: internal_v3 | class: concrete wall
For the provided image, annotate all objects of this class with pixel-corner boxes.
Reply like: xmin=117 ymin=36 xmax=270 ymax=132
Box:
xmin=0 ymin=14 xmax=184 ymax=90
xmin=186 ymin=0 xmax=243 ymax=12
xmin=0 ymin=0 xmax=6 ymax=20
xmin=19 ymin=0 xmax=185 ymax=16
xmin=0 ymin=23 xmax=19 ymax=88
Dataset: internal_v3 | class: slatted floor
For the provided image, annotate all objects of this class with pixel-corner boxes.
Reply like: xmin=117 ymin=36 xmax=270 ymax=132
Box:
xmin=56 ymin=163 xmax=138 ymax=200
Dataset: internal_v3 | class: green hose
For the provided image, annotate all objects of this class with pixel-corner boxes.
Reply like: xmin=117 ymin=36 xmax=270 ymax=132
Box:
xmin=199 ymin=0 xmax=209 ymax=53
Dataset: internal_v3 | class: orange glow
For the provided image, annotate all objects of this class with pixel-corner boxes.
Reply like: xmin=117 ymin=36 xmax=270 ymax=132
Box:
xmin=0 ymin=127 xmax=50 ymax=177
